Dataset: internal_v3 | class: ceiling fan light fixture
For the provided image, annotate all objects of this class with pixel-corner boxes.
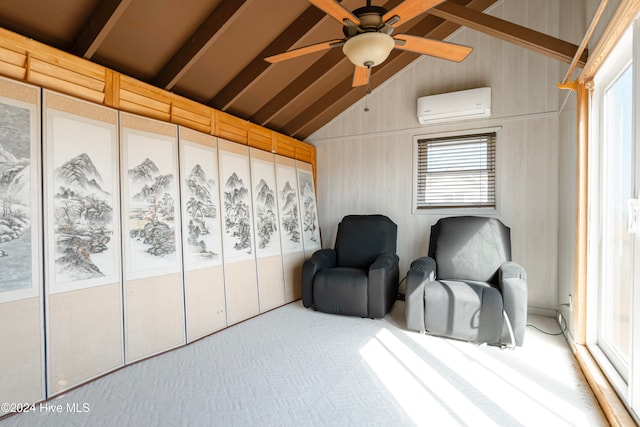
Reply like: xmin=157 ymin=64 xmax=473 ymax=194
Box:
xmin=342 ymin=32 xmax=394 ymax=67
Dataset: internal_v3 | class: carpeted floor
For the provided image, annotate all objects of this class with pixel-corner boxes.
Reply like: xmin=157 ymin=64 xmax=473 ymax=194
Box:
xmin=1 ymin=300 xmax=606 ymax=426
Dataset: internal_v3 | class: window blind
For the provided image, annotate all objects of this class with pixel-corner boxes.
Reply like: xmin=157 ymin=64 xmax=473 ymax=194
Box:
xmin=416 ymin=132 xmax=496 ymax=209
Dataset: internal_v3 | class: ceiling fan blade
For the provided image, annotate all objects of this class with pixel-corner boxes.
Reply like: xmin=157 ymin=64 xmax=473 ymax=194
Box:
xmin=265 ymin=39 xmax=344 ymax=63
xmin=352 ymin=65 xmax=370 ymax=87
xmin=393 ymin=34 xmax=472 ymax=62
xmin=383 ymin=0 xmax=445 ymax=28
xmin=309 ymin=0 xmax=360 ymax=26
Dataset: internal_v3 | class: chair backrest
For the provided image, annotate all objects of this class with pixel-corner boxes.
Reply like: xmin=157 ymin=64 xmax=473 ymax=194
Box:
xmin=428 ymin=216 xmax=511 ymax=282
xmin=334 ymin=215 xmax=397 ymax=268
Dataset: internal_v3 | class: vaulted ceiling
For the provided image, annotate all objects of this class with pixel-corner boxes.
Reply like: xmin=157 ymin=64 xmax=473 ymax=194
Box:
xmin=0 ymin=0 xmax=586 ymax=140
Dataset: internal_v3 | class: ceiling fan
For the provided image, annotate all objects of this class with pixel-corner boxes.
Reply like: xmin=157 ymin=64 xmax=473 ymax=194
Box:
xmin=265 ymin=0 xmax=473 ymax=87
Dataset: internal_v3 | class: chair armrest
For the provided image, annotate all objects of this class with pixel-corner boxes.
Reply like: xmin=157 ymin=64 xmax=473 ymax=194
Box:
xmin=500 ymin=261 xmax=526 ymax=281
xmin=498 ymin=262 xmax=528 ymax=346
xmin=409 ymin=256 xmax=436 ymax=280
xmin=302 ymin=249 xmax=336 ymax=308
xmin=369 ymin=253 xmax=399 ymax=272
xmin=405 ymin=257 xmax=436 ymax=331
xmin=368 ymin=253 xmax=400 ymax=318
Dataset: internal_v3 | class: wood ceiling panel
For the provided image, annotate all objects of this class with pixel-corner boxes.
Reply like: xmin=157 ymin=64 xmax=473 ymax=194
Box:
xmin=269 ymin=57 xmax=357 ymax=130
xmin=172 ymin=0 xmax=310 ymax=105
xmin=71 ymin=0 xmax=135 ymax=59
xmin=0 ymin=0 xmax=99 ymax=48
xmin=208 ymin=5 xmax=329 ymax=112
xmin=217 ymin=8 xmax=349 ymax=117
xmin=92 ymin=0 xmax=221 ymax=80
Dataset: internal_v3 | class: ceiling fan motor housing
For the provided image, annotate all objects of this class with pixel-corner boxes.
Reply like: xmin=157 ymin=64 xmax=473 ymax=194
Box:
xmin=343 ymin=6 xmax=393 ymax=37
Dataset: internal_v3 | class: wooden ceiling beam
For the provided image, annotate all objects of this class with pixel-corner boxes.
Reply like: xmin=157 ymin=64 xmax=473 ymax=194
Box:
xmin=70 ymin=0 xmax=133 ymax=58
xmin=153 ymin=0 xmax=249 ymax=90
xmin=281 ymin=0 xmax=498 ymax=138
xmin=208 ymin=5 xmax=327 ymax=111
xmin=251 ymin=48 xmax=345 ymax=126
xmin=429 ymin=0 xmax=588 ymax=66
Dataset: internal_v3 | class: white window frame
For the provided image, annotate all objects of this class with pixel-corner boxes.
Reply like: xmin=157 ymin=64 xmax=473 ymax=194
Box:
xmin=587 ymin=22 xmax=640 ymax=419
xmin=412 ymin=127 xmax=501 ymax=215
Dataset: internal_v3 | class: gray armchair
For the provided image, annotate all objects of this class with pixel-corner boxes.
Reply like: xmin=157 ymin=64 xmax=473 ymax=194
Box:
xmin=405 ymin=216 xmax=527 ymax=347
xmin=302 ymin=215 xmax=400 ymax=318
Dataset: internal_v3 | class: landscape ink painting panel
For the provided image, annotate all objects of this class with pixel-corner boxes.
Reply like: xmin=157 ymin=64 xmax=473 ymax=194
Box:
xmin=250 ymin=158 xmax=281 ymax=258
xmin=180 ymin=141 xmax=222 ymax=269
xmin=47 ymin=112 xmax=119 ymax=292
xmin=0 ymin=98 xmax=39 ymax=300
xmin=219 ymin=150 xmax=254 ymax=263
xmin=276 ymin=163 xmax=303 ymax=254
xmin=297 ymin=169 xmax=321 ymax=252
xmin=123 ymin=129 xmax=180 ymax=278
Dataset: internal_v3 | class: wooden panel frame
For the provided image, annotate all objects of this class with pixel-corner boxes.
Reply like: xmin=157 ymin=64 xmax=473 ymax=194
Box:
xmin=218 ymin=138 xmax=259 ymax=325
xmin=42 ymin=90 xmax=124 ymax=395
xmin=179 ymin=127 xmax=226 ymax=342
xmin=120 ymin=112 xmax=185 ymax=363
xmin=296 ymin=160 xmax=322 ymax=257
xmin=275 ymin=155 xmax=305 ymax=302
xmin=250 ymin=148 xmax=286 ymax=312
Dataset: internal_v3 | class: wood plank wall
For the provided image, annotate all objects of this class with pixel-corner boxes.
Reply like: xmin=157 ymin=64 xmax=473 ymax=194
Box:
xmin=0 ymin=27 xmax=315 ymax=175
xmin=306 ymin=0 xmax=562 ymax=314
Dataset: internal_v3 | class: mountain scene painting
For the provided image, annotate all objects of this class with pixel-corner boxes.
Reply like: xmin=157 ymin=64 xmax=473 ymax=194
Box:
xmin=182 ymin=144 xmax=221 ymax=267
xmin=49 ymin=114 xmax=118 ymax=287
xmin=128 ymin=157 xmax=177 ymax=266
xmin=0 ymin=102 xmax=34 ymax=293
xmin=279 ymin=180 xmax=301 ymax=249
xmin=297 ymin=169 xmax=320 ymax=250
xmin=124 ymin=132 xmax=180 ymax=276
xmin=223 ymin=172 xmax=252 ymax=255
xmin=253 ymin=177 xmax=278 ymax=252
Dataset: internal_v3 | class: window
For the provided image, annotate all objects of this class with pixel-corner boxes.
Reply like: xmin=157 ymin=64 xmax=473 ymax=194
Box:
xmin=588 ymin=22 xmax=640 ymax=417
xmin=414 ymin=132 xmax=496 ymax=210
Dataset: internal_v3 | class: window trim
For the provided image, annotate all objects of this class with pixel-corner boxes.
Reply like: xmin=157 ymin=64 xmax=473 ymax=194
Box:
xmin=411 ymin=127 xmax=501 ymax=215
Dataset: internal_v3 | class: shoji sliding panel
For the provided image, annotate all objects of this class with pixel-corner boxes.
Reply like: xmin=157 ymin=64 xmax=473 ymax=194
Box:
xmin=120 ymin=113 xmax=185 ymax=362
xmin=296 ymin=161 xmax=321 ymax=258
xmin=179 ymin=127 xmax=226 ymax=342
xmin=43 ymin=90 xmax=124 ymax=395
xmin=218 ymin=139 xmax=259 ymax=325
xmin=250 ymin=148 xmax=285 ymax=312
xmin=275 ymin=155 xmax=305 ymax=302
xmin=0 ymin=78 xmax=44 ymax=413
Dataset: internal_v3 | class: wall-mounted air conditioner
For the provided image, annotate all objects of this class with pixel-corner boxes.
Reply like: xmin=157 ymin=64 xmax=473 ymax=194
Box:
xmin=417 ymin=87 xmax=491 ymax=125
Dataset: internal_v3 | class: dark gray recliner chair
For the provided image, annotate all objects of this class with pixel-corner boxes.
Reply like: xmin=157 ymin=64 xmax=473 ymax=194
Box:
xmin=405 ymin=216 xmax=527 ymax=347
xmin=302 ymin=215 xmax=400 ymax=318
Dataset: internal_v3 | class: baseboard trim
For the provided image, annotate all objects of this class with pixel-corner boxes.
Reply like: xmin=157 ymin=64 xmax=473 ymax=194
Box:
xmin=527 ymin=306 xmax=557 ymax=317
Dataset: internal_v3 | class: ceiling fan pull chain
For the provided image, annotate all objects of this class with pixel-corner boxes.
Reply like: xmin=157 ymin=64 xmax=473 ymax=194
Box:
xmin=364 ymin=65 xmax=371 ymax=112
